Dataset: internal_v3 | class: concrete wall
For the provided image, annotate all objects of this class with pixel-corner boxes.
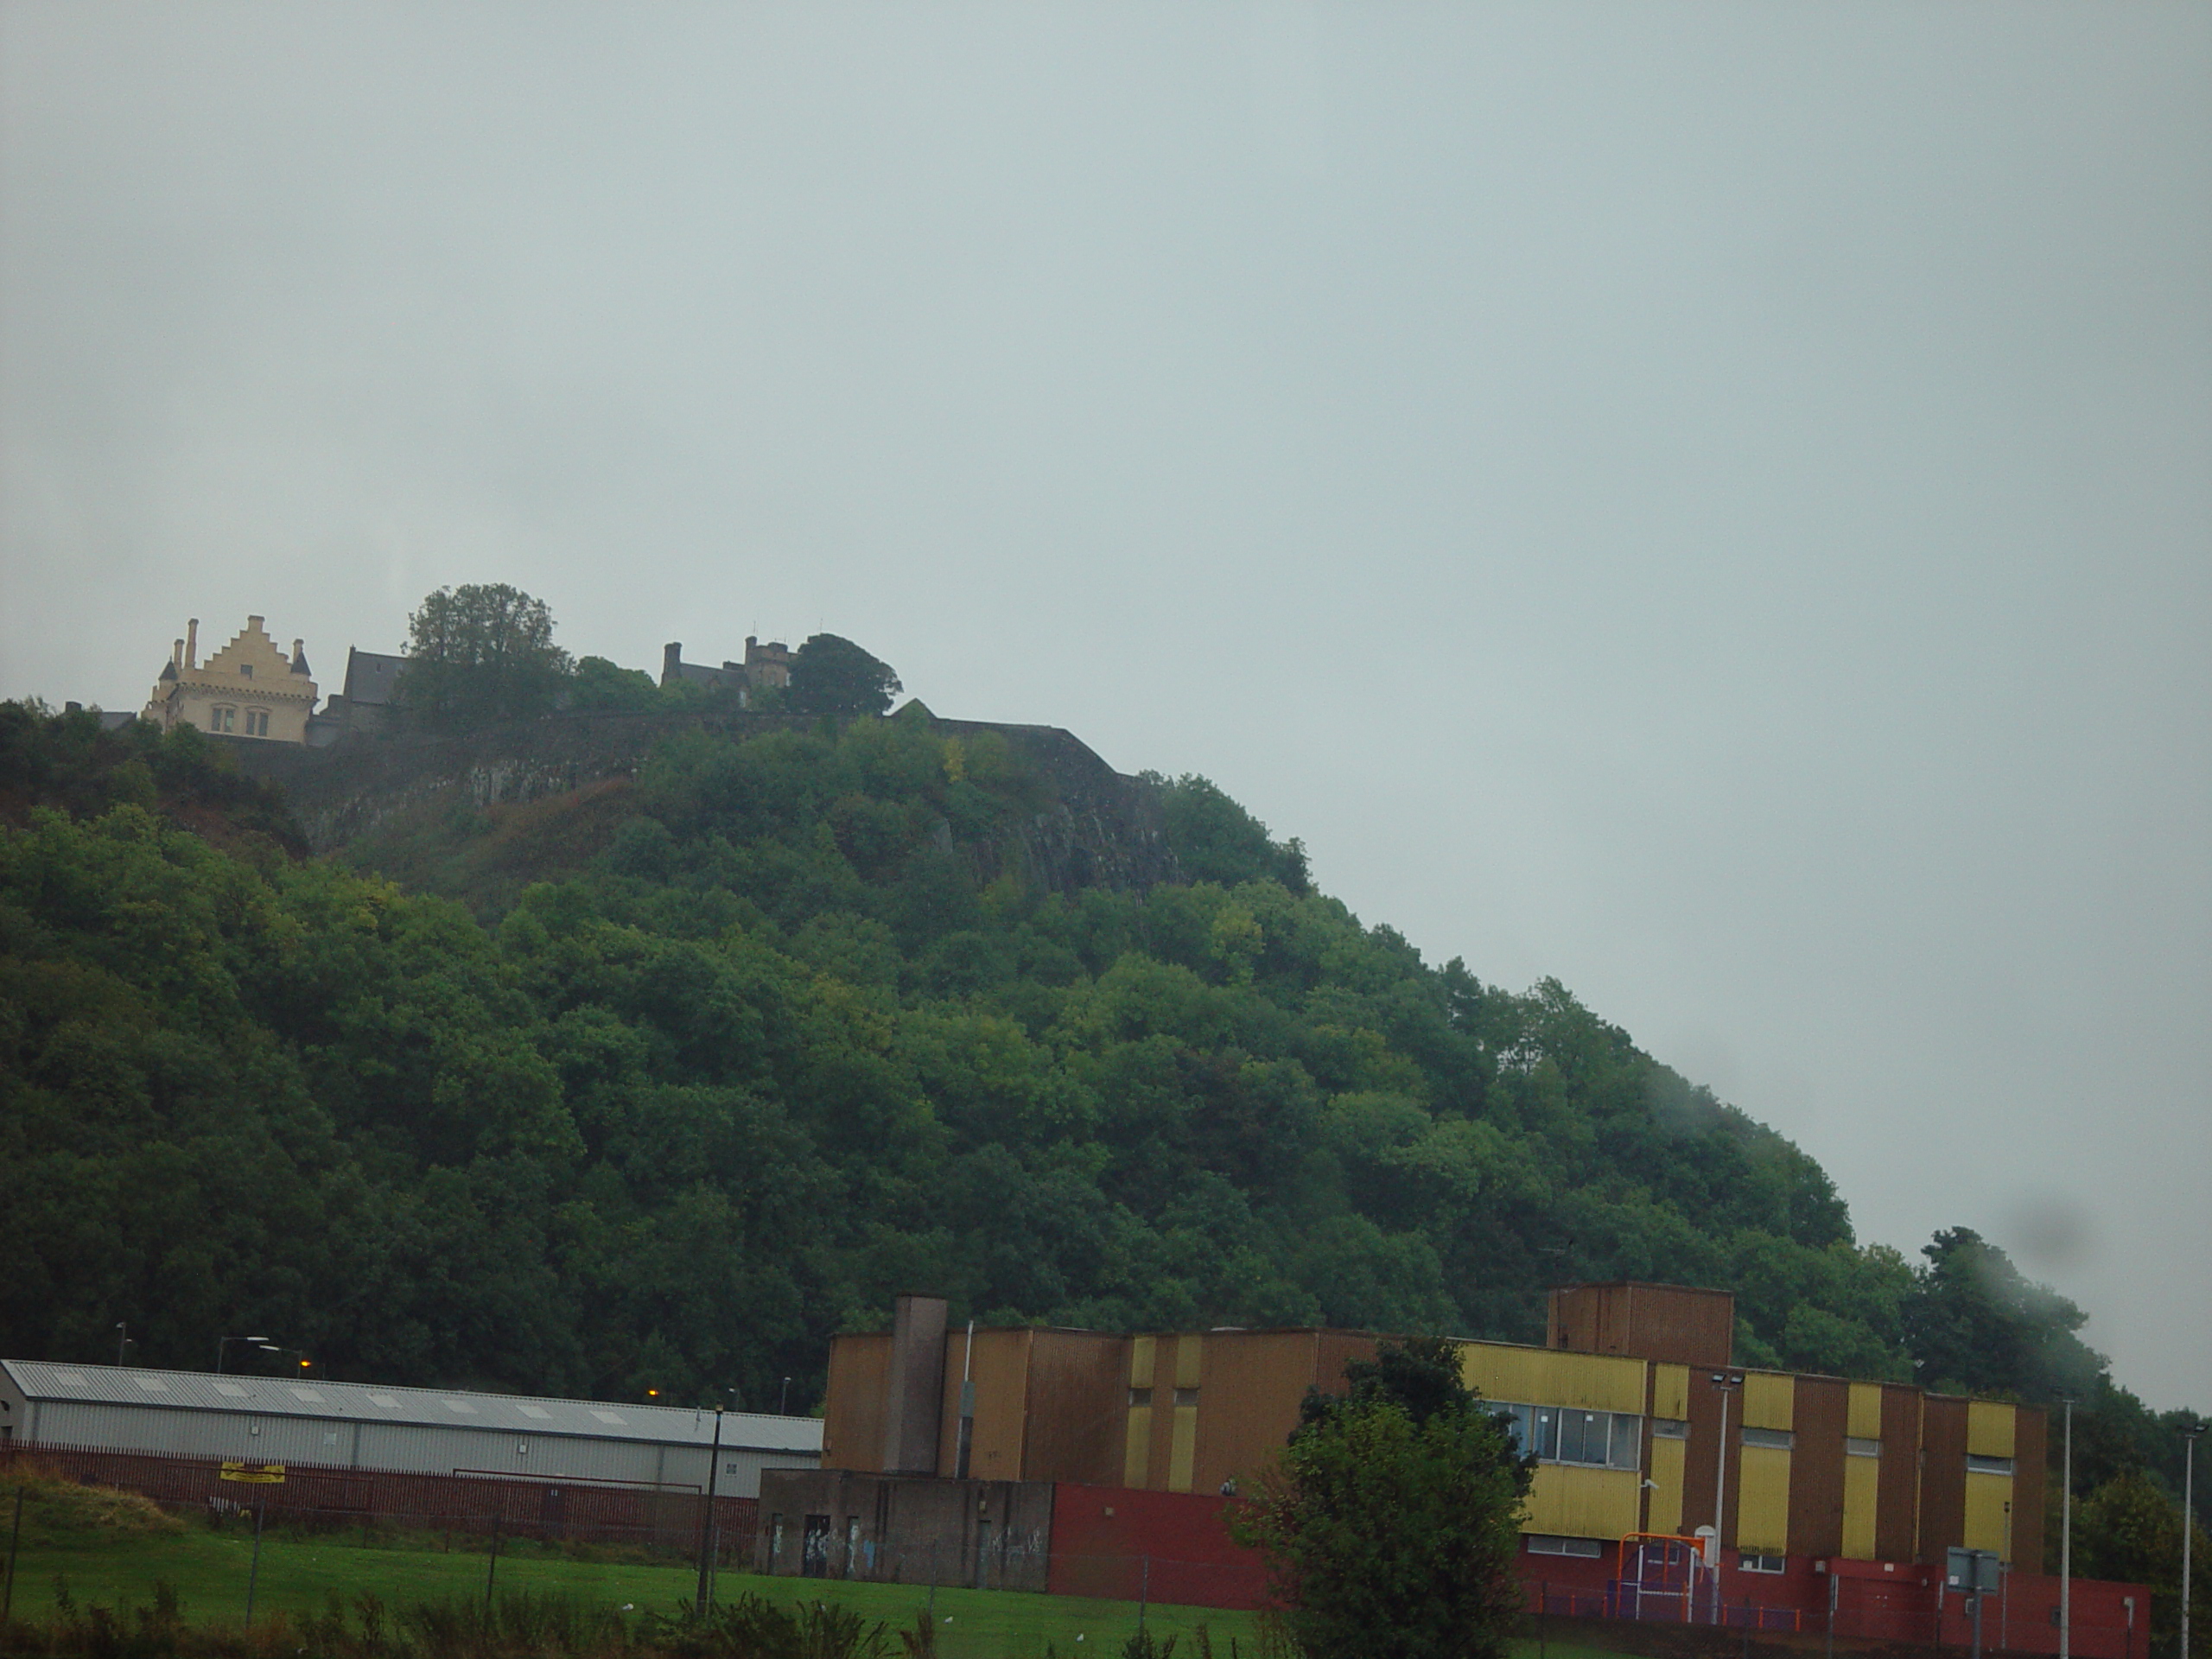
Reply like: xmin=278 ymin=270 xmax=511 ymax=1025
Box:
xmin=755 ymin=1471 xmax=1053 ymax=1592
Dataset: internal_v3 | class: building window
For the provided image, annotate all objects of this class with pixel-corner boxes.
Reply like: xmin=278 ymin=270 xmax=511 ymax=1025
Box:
xmin=208 ymin=706 xmax=236 ymax=733
xmin=1652 ymin=1418 xmax=1690 ymax=1440
xmin=245 ymin=709 xmax=270 ymax=736
xmin=1741 ymin=1427 xmax=1795 ymax=1449
xmin=239 ymin=663 xmax=253 ymax=678
xmin=1173 ymin=1388 xmax=1199 ymax=1408
xmin=1497 ymin=1402 xmax=1642 ymax=1469
xmin=1739 ymin=1553 xmax=1786 ymax=1574
xmin=1527 ymin=1535 xmax=1605 ymax=1558
xmin=1847 ymin=1437 xmax=1881 ymax=1458
xmin=1967 ymin=1455 xmax=2014 ymax=1476
xmin=1128 ymin=1388 xmax=1153 ymax=1408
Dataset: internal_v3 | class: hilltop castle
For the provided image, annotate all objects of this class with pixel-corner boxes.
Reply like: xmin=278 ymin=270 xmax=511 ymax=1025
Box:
xmin=143 ymin=616 xmax=319 ymax=743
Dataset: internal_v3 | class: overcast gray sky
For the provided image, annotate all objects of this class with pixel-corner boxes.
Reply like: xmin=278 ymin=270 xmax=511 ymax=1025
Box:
xmin=3 ymin=3 xmax=2207 ymax=1407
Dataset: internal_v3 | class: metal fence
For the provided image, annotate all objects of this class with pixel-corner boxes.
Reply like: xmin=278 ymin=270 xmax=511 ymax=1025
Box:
xmin=1522 ymin=1577 xmax=2144 ymax=1659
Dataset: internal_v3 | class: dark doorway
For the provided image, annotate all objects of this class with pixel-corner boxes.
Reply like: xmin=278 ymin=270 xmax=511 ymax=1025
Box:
xmin=802 ymin=1514 xmax=832 ymax=1578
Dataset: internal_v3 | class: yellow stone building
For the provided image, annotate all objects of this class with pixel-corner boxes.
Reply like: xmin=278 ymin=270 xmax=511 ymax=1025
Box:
xmin=143 ymin=616 xmax=320 ymax=743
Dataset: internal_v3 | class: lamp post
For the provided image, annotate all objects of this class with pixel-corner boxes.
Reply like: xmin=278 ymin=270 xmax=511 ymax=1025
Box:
xmin=114 ymin=1323 xmax=133 ymax=1368
xmin=2183 ymin=1423 xmax=2204 ymax=1659
xmin=2058 ymin=1392 xmax=2075 ymax=1659
xmin=694 ymin=1393 xmax=735 ymax=1615
xmin=216 ymin=1336 xmax=270 ymax=1375
xmin=1711 ymin=1371 xmax=1744 ymax=1626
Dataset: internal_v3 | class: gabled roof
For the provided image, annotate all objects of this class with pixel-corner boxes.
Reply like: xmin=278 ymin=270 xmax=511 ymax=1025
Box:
xmin=0 ymin=1360 xmax=821 ymax=1456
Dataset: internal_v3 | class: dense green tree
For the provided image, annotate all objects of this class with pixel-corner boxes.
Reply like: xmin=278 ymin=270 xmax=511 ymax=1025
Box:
xmin=397 ymin=583 xmax=574 ymax=730
xmin=1236 ymin=1337 xmax=1533 ymax=1659
xmin=3 ymin=698 xmax=2199 ymax=1454
xmin=1900 ymin=1226 xmax=2103 ymax=1397
xmin=2071 ymin=1470 xmax=2212 ymax=1659
xmin=786 ymin=634 xmax=902 ymax=716
xmin=569 ymin=655 xmax=677 ymax=715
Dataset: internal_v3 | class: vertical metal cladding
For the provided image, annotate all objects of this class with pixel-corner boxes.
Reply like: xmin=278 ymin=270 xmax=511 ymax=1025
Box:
xmin=1963 ymin=1401 xmax=2018 ymax=1560
xmin=1918 ymin=1395 xmax=1971 ymax=1567
xmin=1735 ymin=1372 xmax=1794 ymax=1554
xmin=1548 ymin=1282 xmax=1736 ymax=1370
xmin=1122 ymin=1337 xmax=1154 ymax=1488
xmin=823 ymin=1332 xmax=892 ymax=1472
xmin=1787 ymin=1374 xmax=1848 ymax=1561
xmin=1876 ymin=1384 xmax=1924 ymax=1564
xmin=1841 ymin=1382 xmax=1884 ymax=1562
xmin=1646 ymin=1363 xmax=1690 ymax=1536
xmin=1166 ymin=1336 xmax=1203 ymax=1492
xmin=1020 ymin=1331 xmax=1130 ymax=1489
xmin=1189 ymin=1330 xmax=1377 ymax=1499
xmin=933 ymin=1326 xmax=1028 ymax=1481
xmin=2012 ymin=1403 xmax=2047 ymax=1574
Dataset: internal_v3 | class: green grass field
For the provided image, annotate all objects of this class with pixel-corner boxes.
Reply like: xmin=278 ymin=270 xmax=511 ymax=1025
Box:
xmin=3 ymin=1523 xmax=1262 ymax=1656
xmin=0 ymin=1523 xmax=1633 ymax=1659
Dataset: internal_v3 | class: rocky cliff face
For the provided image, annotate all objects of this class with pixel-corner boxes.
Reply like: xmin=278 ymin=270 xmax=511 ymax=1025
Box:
xmin=225 ymin=710 xmax=1181 ymax=893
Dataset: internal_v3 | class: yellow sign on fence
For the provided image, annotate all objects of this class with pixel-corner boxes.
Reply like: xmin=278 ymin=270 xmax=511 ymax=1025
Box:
xmin=219 ymin=1462 xmax=286 ymax=1484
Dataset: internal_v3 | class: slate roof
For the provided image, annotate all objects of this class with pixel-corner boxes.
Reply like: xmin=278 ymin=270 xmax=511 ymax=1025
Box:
xmin=340 ymin=649 xmax=410 ymax=708
xmin=0 ymin=1360 xmax=821 ymax=1455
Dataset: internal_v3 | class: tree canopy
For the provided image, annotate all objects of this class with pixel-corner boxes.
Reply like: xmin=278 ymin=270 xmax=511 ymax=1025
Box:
xmin=1238 ymin=1337 xmax=1532 ymax=1659
xmin=0 ymin=693 xmax=2202 ymax=1556
xmin=397 ymin=583 xmax=575 ymax=729
xmin=786 ymin=634 xmax=901 ymax=716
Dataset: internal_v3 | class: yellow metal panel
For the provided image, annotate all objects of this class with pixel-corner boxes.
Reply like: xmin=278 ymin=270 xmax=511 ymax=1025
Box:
xmin=1130 ymin=1336 xmax=1156 ymax=1389
xmin=1964 ymin=1472 xmax=2013 ymax=1559
xmin=1735 ymin=1446 xmax=1792 ymax=1553
xmin=1652 ymin=1364 xmax=1689 ymax=1421
xmin=1168 ymin=1405 xmax=1198 ymax=1492
xmin=1847 ymin=1383 xmax=1884 ymax=1442
xmin=1523 ymin=1465 xmax=1641 ymax=1540
xmin=1967 ymin=1402 xmax=2015 ymax=1459
xmin=1458 ymin=1343 xmax=1645 ymax=1413
xmin=1647 ymin=1433 xmax=1685 ymax=1535
xmin=1841 ymin=1454 xmax=1879 ymax=1560
xmin=1741 ymin=1373 xmax=1795 ymax=1432
xmin=1123 ymin=1406 xmax=1153 ymax=1488
xmin=1175 ymin=1336 xmax=1205 ymax=1390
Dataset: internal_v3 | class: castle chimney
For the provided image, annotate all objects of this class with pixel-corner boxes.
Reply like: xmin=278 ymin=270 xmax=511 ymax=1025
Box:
xmin=247 ymin=613 xmax=265 ymax=632
xmin=662 ymin=642 xmax=683 ymax=688
xmin=172 ymin=639 xmax=184 ymax=669
xmin=185 ymin=619 xmax=198 ymax=669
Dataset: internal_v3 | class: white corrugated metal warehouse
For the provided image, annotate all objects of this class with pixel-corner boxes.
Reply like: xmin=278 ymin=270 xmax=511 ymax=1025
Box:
xmin=0 ymin=1361 xmax=820 ymax=1497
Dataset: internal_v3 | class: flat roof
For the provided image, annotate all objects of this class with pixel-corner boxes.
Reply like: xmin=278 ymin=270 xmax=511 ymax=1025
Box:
xmin=0 ymin=1360 xmax=820 ymax=1455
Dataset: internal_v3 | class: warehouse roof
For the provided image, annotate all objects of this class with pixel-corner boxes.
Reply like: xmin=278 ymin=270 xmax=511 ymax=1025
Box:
xmin=0 ymin=1360 xmax=820 ymax=1455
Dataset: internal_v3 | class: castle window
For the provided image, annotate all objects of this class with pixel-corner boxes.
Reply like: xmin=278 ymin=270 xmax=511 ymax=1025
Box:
xmin=245 ymin=709 xmax=270 ymax=737
xmin=208 ymin=706 xmax=236 ymax=733
xmin=238 ymin=663 xmax=253 ymax=679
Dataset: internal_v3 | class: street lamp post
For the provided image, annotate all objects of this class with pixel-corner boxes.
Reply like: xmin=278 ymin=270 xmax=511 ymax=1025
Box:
xmin=2183 ymin=1424 xmax=2204 ymax=1659
xmin=216 ymin=1336 xmax=270 ymax=1375
xmin=1711 ymin=1371 xmax=1745 ymax=1626
xmin=695 ymin=1402 xmax=729 ymax=1616
xmin=2059 ymin=1393 xmax=2075 ymax=1659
